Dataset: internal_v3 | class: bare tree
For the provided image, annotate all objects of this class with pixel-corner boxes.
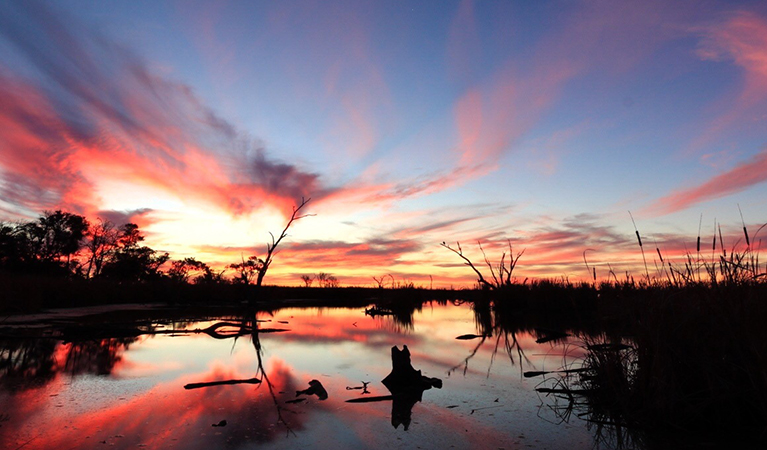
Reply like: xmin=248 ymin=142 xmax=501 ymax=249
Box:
xmin=255 ymin=197 xmax=313 ymax=287
xmin=373 ymin=274 xmax=395 ymax=289
xmin=441 ymin=240 xmax=524 ymax=289
xmin=373 ymin=275 xmax=387 ymax=289
xmin=300 ymin=274 xmax=314 ymax=287
xmin=315 ymin=272 xmax=339 ymax=288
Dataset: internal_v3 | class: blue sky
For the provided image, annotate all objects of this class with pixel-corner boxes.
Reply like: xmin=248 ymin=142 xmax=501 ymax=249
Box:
xmin=1 ymin=0 xmax=766 ymax=286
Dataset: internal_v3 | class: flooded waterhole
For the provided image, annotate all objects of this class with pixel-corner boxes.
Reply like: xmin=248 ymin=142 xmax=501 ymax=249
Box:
xmin=1 ymin=302 xmax=597 ymax=449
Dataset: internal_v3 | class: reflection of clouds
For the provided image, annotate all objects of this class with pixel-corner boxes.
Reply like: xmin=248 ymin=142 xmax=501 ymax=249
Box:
xmin=0 ymin=304 xmax=600 ymax=449
xmin=261 ymin=308 xmax=425 ymax=350
xmin=0 ymin=359 xmax=306 ymax=449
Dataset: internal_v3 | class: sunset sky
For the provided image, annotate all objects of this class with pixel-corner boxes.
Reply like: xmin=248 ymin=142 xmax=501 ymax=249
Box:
xmin=1 ymin=0 xmax=766 ymax=287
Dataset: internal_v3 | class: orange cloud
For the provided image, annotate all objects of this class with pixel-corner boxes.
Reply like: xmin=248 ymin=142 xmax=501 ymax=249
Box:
xmin=0 ymin=2 xmax=324 ymax=223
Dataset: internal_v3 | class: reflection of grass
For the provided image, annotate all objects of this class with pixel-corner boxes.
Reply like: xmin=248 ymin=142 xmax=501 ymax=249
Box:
xmin=534 ymin=291 xmax=767 ymax=448
xmin=472 ymin=234 xmax=767 ymax=447
xmin=504 ymin=258 xmax=767 ymax=447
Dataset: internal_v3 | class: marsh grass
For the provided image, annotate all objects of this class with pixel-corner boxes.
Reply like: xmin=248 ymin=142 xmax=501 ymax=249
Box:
xmin=478 ymin=220 xmax=767 ymax=447
xmin=521 ymin=270 xmax=767 ymax=447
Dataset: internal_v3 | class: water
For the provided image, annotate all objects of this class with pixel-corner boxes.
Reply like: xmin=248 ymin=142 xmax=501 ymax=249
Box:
xmin=0 ymin=302 xmax=597 ymax=449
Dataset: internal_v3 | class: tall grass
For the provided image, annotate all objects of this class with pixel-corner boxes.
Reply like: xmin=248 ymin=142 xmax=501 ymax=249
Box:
xmin=520 ymin=220 xmax=767 ymax=448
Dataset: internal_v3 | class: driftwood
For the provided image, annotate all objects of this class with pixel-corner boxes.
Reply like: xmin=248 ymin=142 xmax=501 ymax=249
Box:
xmin=345 ymin=395 xmax=395 ymax=403
xmin=455 ymin=333 xmax=489 ymax=340
xmin=56 ymin=321 xmax=289 ymax=342
xmin=524 ymin=367 xmax=589 ymax=378
xmin=383 ymin=345 xmax=441 ymax=430
xmin=536 ymin=387 xmax=592 ymax=395
xmin=365 ymin=306 xmax=394 ymax=317
xmin=296 ymin=379 xmax=328 ymax=400
xmin=184 ymin=377 xmax=261 ymax=390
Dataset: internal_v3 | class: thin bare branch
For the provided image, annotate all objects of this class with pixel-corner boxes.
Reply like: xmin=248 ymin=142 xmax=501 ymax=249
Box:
xmin=441 ymin=241 xmax=494 ymax=289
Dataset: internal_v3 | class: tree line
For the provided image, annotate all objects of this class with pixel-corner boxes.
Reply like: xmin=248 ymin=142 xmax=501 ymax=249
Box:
xmin=1 ymin=210 xmax=175 ymax=281
xmin=0 ymin=199 xmax=313 ymax=286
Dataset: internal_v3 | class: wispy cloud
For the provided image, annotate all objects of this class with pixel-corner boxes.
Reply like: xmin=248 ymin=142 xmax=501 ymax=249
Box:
xmin=646 ymin=148 xmax=767 ymax=215
xmin=688 ymin=10 xmax=767 ymax=152
xmin=0 ymin=1 xmax=323 ymax=219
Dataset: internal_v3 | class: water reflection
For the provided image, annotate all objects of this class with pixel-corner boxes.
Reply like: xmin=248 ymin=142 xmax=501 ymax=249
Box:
xmin=64 ymin=338 xmax=137 ymax=375
xmin=0 ymin=339 xmax=58 ymax=391
xmin=364 ymin=298 xmax=426 ymax=331
xmin=1 ymin=302 xmax=601 ymax=450
xmin=531 ymin=336 xmax=640 ymax=449
xmin=0 ymin=336 xmax=137 ymax=392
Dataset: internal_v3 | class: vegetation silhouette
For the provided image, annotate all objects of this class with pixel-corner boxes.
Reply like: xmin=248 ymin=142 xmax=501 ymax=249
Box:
xmin=440 ymin=226 xmax=767 ymax=448
xmin=229 ymin=197 xmax=312 ymax=287
xmin=3 ymin=206 xmax=767 ymax=446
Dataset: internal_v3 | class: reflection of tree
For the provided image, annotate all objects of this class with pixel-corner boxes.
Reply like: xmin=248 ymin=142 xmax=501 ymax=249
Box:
xmin=365 ymin=299 xmax=423 ymax=332
xmin=183 ymin=317 xmax=296 ymax=435
xmin=533 ymin=337 xmax=640 ymax=449
xmin=0 ymin=338 xmax=58 ymax=391
xmin=249 ymin=316 xmax=296 ymax=436
xmin=64 ymin=338 xmax=137 ymax=376
xmin=449 ymin=300 xmax=532 ymax=377
xmin=0 ymin=336 xmax=137 ymax=391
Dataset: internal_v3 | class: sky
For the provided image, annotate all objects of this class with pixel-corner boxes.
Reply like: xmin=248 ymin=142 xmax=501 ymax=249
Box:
xmin=1 ymin=0 xmax=766 ymax=287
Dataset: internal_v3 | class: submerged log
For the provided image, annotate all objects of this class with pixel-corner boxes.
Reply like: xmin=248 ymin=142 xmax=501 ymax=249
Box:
xmin=523 ymin=367 xmax=589 ymax=378
xmin=536 ymin=387 xmax=592 ymax=395
xmin=345 ymin=395 xmax=395 ymax=403
xmin=184 ymin=377 xmax=261 ymax=390
xmin=365 ymin=306 xmax=394 ymax=317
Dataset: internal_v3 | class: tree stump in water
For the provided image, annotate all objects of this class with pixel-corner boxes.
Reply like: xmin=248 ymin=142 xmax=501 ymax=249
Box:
xmin=381 ymin=345 xmax=442 ymax=430
xmin=382 ymin=345 xmax=442 ymax=393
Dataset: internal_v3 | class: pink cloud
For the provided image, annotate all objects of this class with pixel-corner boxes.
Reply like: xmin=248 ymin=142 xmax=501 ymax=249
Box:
xmin=646 ymin=148 xmax=767 ymax=215
xmin=447 ymin=0 xmax=482 ymax=85
xmin=0 ymin=2 xmax=324 ymax=221
xmin=698 ymin=10 xmax=767 ymax=100
xmin=446 ymin=0 xmax=682 ymax=176
xmin=688 ymin=10 xmax=767 ymax=152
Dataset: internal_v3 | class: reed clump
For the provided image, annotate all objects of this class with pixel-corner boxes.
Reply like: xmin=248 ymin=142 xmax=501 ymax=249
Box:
xmin=530 ymin=252 xmax=767 ymax=447
xmin=498 ymin=219 xmax=767 ymax=447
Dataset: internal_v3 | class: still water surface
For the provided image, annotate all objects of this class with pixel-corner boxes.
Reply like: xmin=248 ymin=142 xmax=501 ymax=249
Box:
xmin=1 ymin=302 xmax=596 ymax=449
